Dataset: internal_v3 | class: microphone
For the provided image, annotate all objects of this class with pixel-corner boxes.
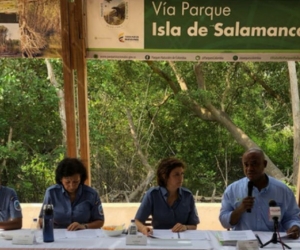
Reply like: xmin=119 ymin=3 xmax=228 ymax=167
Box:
xmin=246 ymin=181 xmax=254 ymax=213
xmin=269 ymin=200 xmax=281 ymax=222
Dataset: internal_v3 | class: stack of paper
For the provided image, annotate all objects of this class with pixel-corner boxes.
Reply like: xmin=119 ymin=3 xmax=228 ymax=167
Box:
xmin=217 ymin=230 xmax=257 ymax=246
xmin=150 ymin=229 xmax=210 ymax=240
xmin=149 ymin=229 xmax=213 ymax=249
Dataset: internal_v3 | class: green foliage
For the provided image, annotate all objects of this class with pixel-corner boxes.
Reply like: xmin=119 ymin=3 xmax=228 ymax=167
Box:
xmin=0 ymin=58 xmax=297 ymax=202
xmin=0 ymin=58 xmax=63 ymax=202
xmin=86 ymin=60 xmax=295 ymax=198
xmin=282 ymin=180 xmax=296 ymax=194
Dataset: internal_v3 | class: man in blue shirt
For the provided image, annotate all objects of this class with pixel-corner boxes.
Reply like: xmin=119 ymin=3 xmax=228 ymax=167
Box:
xmin=219 ymin=148 xmax=300 ymax=239
xmin=0 ymin=185 xmax=22 ymax=230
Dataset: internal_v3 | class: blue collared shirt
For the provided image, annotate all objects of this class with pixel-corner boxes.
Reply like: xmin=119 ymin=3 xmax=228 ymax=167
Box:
xmin=0 ymin=186 xmax=22 ymax=221
xmin=135 ymin=186 xmax=199 ymax=229
xmin=39 ymin=184 xmax=104 ymax=228
xmin=219 ymin=175 xmax=300 ymax=231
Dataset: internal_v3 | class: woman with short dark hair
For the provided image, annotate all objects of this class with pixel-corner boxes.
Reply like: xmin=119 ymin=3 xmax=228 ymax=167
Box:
xmin=39 ymin=158 xmax=104 ymax=230
xmin=134 ymin=157 xmax=199 ymax=236
xmin=55 ymin=158 xmax=87 ymax=184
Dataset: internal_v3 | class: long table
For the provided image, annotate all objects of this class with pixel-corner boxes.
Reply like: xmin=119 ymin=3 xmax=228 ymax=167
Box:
xmin=0 ymin=229 xmax=299 ymax=250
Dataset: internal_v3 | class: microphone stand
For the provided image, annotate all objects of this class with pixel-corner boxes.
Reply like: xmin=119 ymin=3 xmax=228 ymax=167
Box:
xmin=260 ymin=218 xmax=291 ymax=249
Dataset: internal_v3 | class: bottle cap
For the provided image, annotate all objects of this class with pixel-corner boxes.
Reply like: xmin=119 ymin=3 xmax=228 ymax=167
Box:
xmin=43 ymin=204 xmax=54 ymax=215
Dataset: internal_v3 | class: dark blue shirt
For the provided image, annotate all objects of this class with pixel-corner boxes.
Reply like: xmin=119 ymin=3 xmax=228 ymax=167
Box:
xmin=135 ymin=186 xmax=199 ymax=229
xmin=39 ymin=184 xmax=104 ymax=228
xmin=0 ymin=186 xmax=22 ymax=221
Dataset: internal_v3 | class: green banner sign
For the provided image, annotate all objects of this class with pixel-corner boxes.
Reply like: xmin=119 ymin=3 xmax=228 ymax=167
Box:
xmin=144 ymin=0 xmax=300 ymax=50
xmin=86 ymin=0 xmax=300 ymax=61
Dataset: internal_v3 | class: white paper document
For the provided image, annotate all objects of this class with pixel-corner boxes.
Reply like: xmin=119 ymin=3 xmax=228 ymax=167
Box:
xmin=216 ymin=230 xmax=257 ymax=246
xmin=51 ymin=229 xmax=103 ymax=239
xmin=65 ymin=229 xmax=103 ymax=238
xmin=255 ymin=231 xmax=293 ymax=243
xmin=151 ymin=229 xmax=178 ymax=239
xmin=148 ymin=238 xmax=213 ymax=249
xmin=221 ymin=230 xmax=257 ymax=241
xmin=180 ymin=230 xmax=210 ymax=240
xmin=151 ymin=229 xmax=210 ymax=240
xmin=254 ymin=231 xmax=300 ymax=249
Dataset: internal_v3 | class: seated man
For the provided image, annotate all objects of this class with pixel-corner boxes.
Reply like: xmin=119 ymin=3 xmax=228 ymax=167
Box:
xmin=219 ymin=148 xmax=300 ymax=239
xmin=0 ymin=185 xmax=22 ymax=230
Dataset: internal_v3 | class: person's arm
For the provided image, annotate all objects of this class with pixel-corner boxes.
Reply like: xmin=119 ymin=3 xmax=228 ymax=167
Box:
xmin=0 ymin=217 xmax=22 ymax=230
xmin=39 ymin=189 xmax=51 ymax=228
xmin=3 ymin=188 xmax=23 ymax=230
xmin=219 ymin=185 xmax=254 ymax=229
xmin=38 ymin=218 xmax=43 ymax=228
xmin=135 ymin=190 xmax=153 ymax=236
xmin=171 ymin=223 xmax=196 ymax=232
xmin=184 ymin=193 xmax=200 ymax=230
xmin=229 ymin=196 xmax=254 ymax=225
xmin=66 ymin=220 xmax=104 ymax=231
xmin=74 ymin=189 xmax=105 ymax=231
xmin=135 ymin=219 xmax=152 ymax=236
xmin=185 ymin=224 xmax=197 ymax=230
xmin=281 ymin=188 xmax=300 ymax=234
xmin=287 ymin=225 xmax=300 ymax=239
xmin=84 ymin=219 xmax=104 ymax=229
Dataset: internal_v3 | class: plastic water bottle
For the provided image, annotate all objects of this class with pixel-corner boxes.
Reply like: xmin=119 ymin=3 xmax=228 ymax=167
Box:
xmin=30 ymin=218 xmax=39 ymax=231
xmin=128 ymin=219 xmax=137 ymax=235
xmin=43 ymin=204 xmax=54 ymax=242
xmin=30 ymin=218 xmax=39 ymax=243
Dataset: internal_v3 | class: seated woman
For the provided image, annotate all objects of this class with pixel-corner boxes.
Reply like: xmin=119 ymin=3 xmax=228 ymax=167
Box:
xmin=39 ymin=158 xmax=104 ymax=230
xmin=135 ymin=157 xmax=199 ymax=236
xmin=0 ymin=185 xmax=22 ymax=230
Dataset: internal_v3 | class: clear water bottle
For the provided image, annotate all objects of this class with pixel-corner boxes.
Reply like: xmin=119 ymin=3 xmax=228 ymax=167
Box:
xmin=128 ymin=219 xmax=137 ymax=235
xmin=43 ymin=204 xmax=54 ymax=242
xmin=30 ymin=218 xmax=39 ymax=231
xmin=30 ymin=218 xmax=39 ymax=243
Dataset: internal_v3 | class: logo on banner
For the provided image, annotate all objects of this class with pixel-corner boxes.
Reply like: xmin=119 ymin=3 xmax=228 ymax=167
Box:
xmin=119 ymin=33 xmax=125 ymax=42
xmin=118 ymin=32 xmax=139 ymax=43
xmin=101 ymin=0 xmax=128 ymax=26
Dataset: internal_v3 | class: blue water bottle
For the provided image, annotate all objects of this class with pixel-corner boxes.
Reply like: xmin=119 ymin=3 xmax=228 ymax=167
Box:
xmin=43 ymin=204 xmax=54 ymax=242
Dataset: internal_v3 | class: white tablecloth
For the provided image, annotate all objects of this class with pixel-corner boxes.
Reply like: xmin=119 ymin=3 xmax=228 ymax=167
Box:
xmin=0 ymin=229 xmax=299 ymax=250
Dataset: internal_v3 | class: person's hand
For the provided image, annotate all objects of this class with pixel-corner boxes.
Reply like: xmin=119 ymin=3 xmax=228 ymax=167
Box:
xmin=239 ymin=196 xmax=255 ymax=213
xmin=67 ymin=222 xmax=85 ymax=231
xmin=140 ymin=226 xmax=153 ymax=236
xmin=171 ymin=223 xmax=187 ymax=232
xmin=287 ymin=225 xmax=300 ymax=239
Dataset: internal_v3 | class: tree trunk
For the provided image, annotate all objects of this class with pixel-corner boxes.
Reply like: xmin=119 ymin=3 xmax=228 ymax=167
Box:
xmin=146 ymin=61 xmax=286 ymax=180
xmin=287 ymin=61 xmax=300 ymax=186
xmin=126 ymin=109 xmax=155 ymax=201
xmin=45 ymin=59 xmax=67 ymax=145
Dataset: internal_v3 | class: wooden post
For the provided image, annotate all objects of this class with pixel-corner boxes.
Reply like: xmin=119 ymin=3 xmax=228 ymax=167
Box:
xmin=73 ymin=0 xmax=91 ymax=185
xmin=60 ymin=0 xmax=91 ymax=185
xmin=298 ymin=162 xmax=300 ymax=206
xmin=60 ymin=0 xmax=77 ymax=158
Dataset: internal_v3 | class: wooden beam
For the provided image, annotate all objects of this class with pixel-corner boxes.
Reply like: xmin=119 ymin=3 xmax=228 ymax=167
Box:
xmin=60 ymin=0 xmax=77 ymax=157
xmin=298 ymin=162 xmax=300 ymax=206
xmin=73 ymin=0 xmax=91 ymax=185
xmin=60 ymin=0 xmax=91 ymax=184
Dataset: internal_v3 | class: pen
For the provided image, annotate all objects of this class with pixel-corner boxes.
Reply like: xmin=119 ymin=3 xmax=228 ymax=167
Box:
xmin=255 ymin=234 xmax=263 ymax=246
